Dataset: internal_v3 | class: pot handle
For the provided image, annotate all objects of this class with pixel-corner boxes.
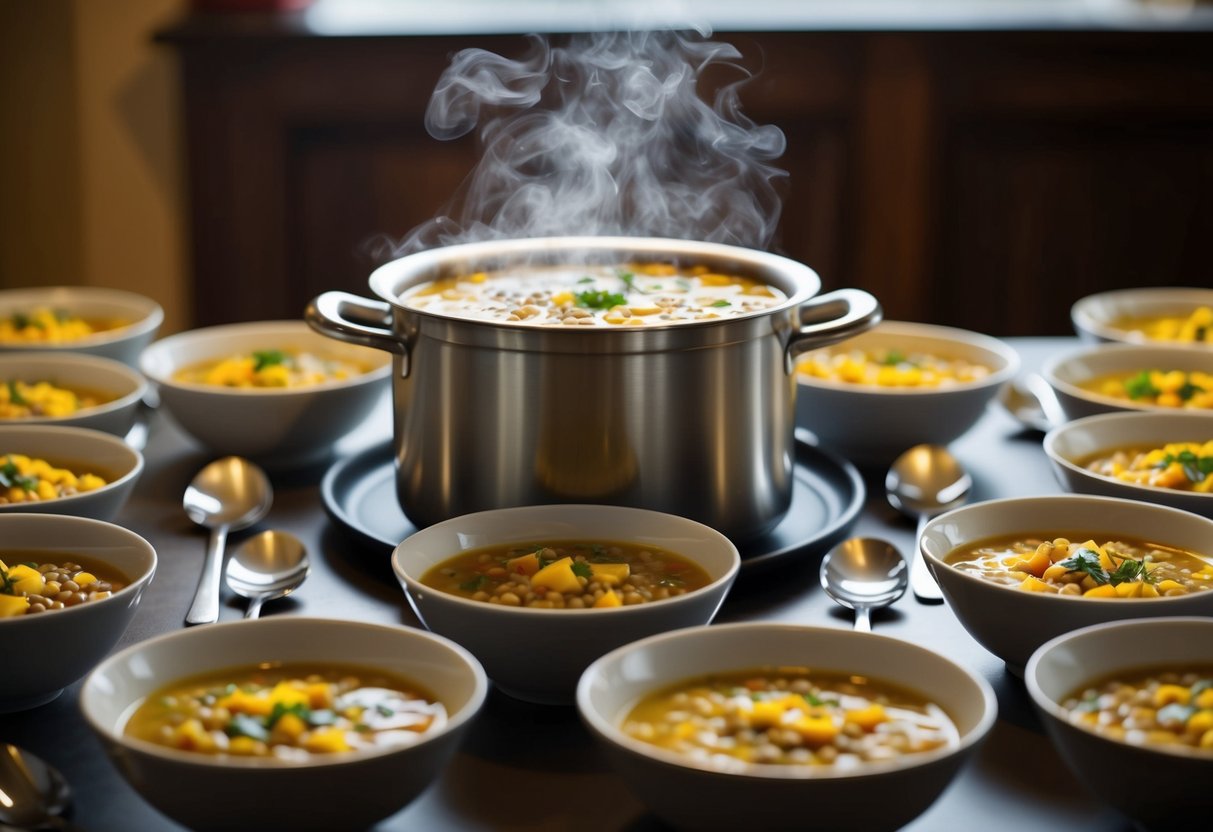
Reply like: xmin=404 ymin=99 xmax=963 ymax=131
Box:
xmin=786 ymin=288 xmax=883 ymax=363
xmin=305 ymin=291 xmax=411 ymax=373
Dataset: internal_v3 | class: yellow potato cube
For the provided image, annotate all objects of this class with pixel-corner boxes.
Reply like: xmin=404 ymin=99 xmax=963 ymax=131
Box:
xmin=302 ymin=727 xmax=351 ymax=754
xmin=505 ymin=552 xmax=541 ymax=576
xmin=532 ymin=557 xmax=581 ymax=593
xmin=1153 ymin=684 xmax=1191 ymax=707
xmin=272 ymin=712 xmax=308 ymax=742
xmin=73 ymin=571 xmax=98 ymax=587
xmin=791 ymin=715 xmax=838 ymax=745
xmin=589 ymin=563 xmax=630 ymax=586
xmin=1083 ymin=584 xmax=1118 ymax=598
xmin=594 ymin=589 xmax=622 ymax=608
xmin=76 ymin=473 xmax=106 ymax=492
xmin=217 ymin=688 xmax=274 ymax=717
xmin=843 ymin=704 xmax=888 ymax=732
xmin=748 ymin=700 xmax=788 ymax=729
xmin=269 ymin=681 xmax=309 ymax=709
xmin=7 ymin=564 xmax=44 ymax=596
xmin=227 ymin=736 xmax=264 ymax=756
xmin=0 ymin=594 xmax=30 ymax=617
xmin=1018 ymin=576 xmax=1051 ymax=593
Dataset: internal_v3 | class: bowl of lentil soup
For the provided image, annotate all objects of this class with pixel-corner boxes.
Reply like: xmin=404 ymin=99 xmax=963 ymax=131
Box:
xmin=0 ymin=286 xmax=163 ymax=367
xmin=1042 ymin=343 xmax=1213 ymax=422
xmin=794 ymin=321 xmax=1019 ymax=467
xmin=1043 ymin=411 xmax=1213 ymax=518
xmin=0 ymin=424 xmax=142 ymax=520
xmin=0 ymin=352 xmax=147 ymax=436
xmin=391 ymin=504 xmax=741 ymax=705
xmin=576 ymin=623 xmax=996 ymax=832
xmin=1071 ymin=286 xmax=1213 ymax=347
xmin=80 ymin=618 xmax=487 ymax=832
xmin=140 ymin=321 xmax=390 ymax=464
xmin=920 ymin=495 xmax=1213 ymax=675
xmin=1026 ymin=617 xmax=1213 ymax=830
xmin=0 ymin=513 xmax=155 ymax=711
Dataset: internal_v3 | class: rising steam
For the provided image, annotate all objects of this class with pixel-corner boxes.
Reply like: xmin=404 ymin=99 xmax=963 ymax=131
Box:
xmin=378 ymin=30 xmax=787 ymax=257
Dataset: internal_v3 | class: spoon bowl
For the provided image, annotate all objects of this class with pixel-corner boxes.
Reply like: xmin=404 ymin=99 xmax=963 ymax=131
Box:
xmin=0 ymin=744 xmax=71 ymax=830
xmin=886 ymin=445 xmax=973 ymax=603
xmin=225 ymin=530 xmax=310 ymax=619
xmin=183 ymin=456 xmax=273 ymax=626
xmin=819 ymin=537 xmax=908 ymax=632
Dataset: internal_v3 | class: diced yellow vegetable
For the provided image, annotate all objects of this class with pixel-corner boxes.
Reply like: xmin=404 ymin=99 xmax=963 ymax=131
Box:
xmin=843 ymin=704 xmax=888 ymax=732
xmin=302 ymin=727 xmax=351 ymax=754
xmin=0 ymin=594 xmax=30 ymax=617
xmin=7 ymin=564 xmax=44 ymax=596
xmin=217 ymin=688 xmax=274 ymax=717
xmin=1115 ymin=581 xmax=1143 ymax=598
xmin=173 ymin=718 xmax=216 ymax=752
xmin=594 ymin=589 xmax=622 ymax=608
xmin=1083 ymin=584 xmax=1118 ymax=598
xmin=506 ymin=552 xmax=541 ymax=576
xmin=272 ymin=712 xmax=308 ymax=741
xmin=748 ymin=700 xmax=787 ymax=729
xmin=1154 ymin=684 xmax=1191 ymax=707
xmin=589 ymin=562 xmax=630 ymax=586
xmin=791 ymin=715 xmax=838 ymax=745
xmin=532 ymin=557 xmax=581 ymax=593
xmin=1019 ymin=576 xmax=1051 ymax=593
xmin=269 ymin=681 xmax=309 ymax=709
xmin=73 ymin=571 xmax=98 ymax=587
xmin=227 ymin=736 xmax=263 ymax=756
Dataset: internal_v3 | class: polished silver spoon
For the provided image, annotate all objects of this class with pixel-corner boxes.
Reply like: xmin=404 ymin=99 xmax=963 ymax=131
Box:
xmin=183 ymin=456 xmax=273 ymax=626
xmin=819 ymin=537 xmax=908 ymax=632
xmin=886 ymin=444 xmax=972 ymax=603
xmin=996 ymin=372 xmax=1066 ymax=433
xmin=225 ymin=529 xmax=310 ymax=619
xmin=0 ymin=744 xmax=73 ymax=830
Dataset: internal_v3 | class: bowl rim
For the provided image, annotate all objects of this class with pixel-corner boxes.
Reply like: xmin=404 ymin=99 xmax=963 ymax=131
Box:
xmin=0 ymin=351 xmax=148 ymax=423
xmin=1042 ymin=343 xmax=1213 ymax=415
xmin=0 ymin=424 xmax=143 ymax=513
xmin=0 ymin=286 xmax=163 ymax=349
xmin=140 ymin=320 xmax=392 ymax=397
xmin=795 ymin=320 xmax=1021 ymax=396
xmin=79 ymin=616 xmax=490 ymax=770
xmin=920 ymin=493 xmax=1213 ymax=604
xmin=575 ymin=621 xmax=998 ymax=781
xmin=1023 ymin=616 xmax=1213 ymax=762
xmin=0 ymin=513 xmax=156 ymax=625
xmin=1042 ymin=411 xmax=1213 ymax=507
xmin=391 ymin=503 xmax=742 ymax=620
xmin=1070 ymin=286 xmax=1213 ymax=344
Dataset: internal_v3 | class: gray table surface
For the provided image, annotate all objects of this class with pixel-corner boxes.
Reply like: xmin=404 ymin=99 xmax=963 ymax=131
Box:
xmin=0 ymin=336 xmax=1136 ymax=831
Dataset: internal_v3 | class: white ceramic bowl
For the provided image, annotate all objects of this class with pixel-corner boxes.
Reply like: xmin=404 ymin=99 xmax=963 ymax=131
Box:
xmin=392 ymin=504 xmax=741 ymax=705
xmin=140 ymin=320 xmax=391 ymax=464
xmin=1043 ymin=343 xmax=1213 ymax=422
xmin=794 ymin=321 xmax=1020 ymax=467
xmin=80 ymin=618 xmax=487 ymax=832
xmin=0 ymin=286 xmax=163 ymax=367
xmin=0 ymin=514 xmax=155 ymax=711
xmin=0 ymin=425 xmax=143 ymax=520
xmin=1071 ymin=286 xmax=1213 ymax=347
xmin=921 ymin=495 xmax=1213 ymax=674
xmin=1026 ymin=617 xmax=1213 ymax=830
xmin=1043 ymin=411 xmax=1213 ymax=518
xmin=0 ymin=352 xmax=147 ymax=436
xmin=577 ymin=623 xmax=997 ymax=832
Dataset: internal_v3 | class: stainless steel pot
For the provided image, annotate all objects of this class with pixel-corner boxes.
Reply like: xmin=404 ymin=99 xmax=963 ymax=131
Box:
xmin=307 ymin=237 xmax=880 ymax=542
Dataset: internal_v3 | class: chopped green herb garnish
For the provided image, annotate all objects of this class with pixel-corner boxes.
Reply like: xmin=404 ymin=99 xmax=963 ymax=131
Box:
xmin=1178 ymin=381 xmax=1204 ymax=401
xmin=571 ymin=561 xmax=593 ymax=579
xmin=1190 ymin=679 xmax=1213 ymax=701
xmin=459 ymin=575 xmax=488 ymax=592
xmin=252 ymin=349 xmax=289 ymax=373
xmin=803 ymin=692 xmax=838 ymax=707
xmin=226 ymin=714 xmax=270 ymax=742
xmin=577 ymin=276 xmax=595 ymax=284
xmin=575 ymin=290 xmax=627 ymax=310
xmin=0 ymin=568 xmax=16 ymax=595
xmin=1058 ymin=548 xmax=1109 ymax=585
xmin=375 ymin=703 xmax=396 ymax=717
xmin=618 ymin=271 xmax=640 ymax=293
xmin=711 ymin=299 xmax=731 ymax=308
xmin=10 ymin=312 xmax=29 ymax=329
xmin=1124 ymin=371 xmax=1160 ymax=400
xmin=267 ymin=701 xmax=310 ymax=729
xmin=1155 ymin=450 xmax=1213 ymax=484
xmin=1106 ymin=555 xmax=1156 ymax=586
xmin=0 ymin=456 xmax=37 ymax=492
xmin=881 ymin=349 xmax=910 ymax=367
xmin=7 ymin=381 xmax=26 ymax=406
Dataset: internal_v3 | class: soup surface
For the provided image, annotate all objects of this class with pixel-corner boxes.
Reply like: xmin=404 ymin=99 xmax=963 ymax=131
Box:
xmin=124 ymin=663 xmax=446 ymax=759
xmin=399 ymin=263 xmax=786 ymax=326
xmin=0 ymin=454 xmax=108 ymax=505
xmin=0 ymin=380 xmax=111 ymax=419
xmin=0 ymin=308 xmax=128 ymax=344
xmin=1061 ymin=665 xmax=1213 ymax=753
xmin=945 ymin=534 xmax=1213 ymax=597
xmin=1078 ymin=370 xmax=1213 ymax=410
xmin=175 ymin=349 xmax=368 ymax=389
xmin=1083 ymin=441 xmax=1213 ymax=494
xmin=797 ymin=347 xmax=992 ymax=388
xmin=0 ymin=553 xmax=126 ymax=617
xmin=1109 ymin=306 xmax=1212 ymax=344
xmin=623 ymin=668 xmax=957 ymax=771
xmin=419 ymin=540 xmax=712 ymax=609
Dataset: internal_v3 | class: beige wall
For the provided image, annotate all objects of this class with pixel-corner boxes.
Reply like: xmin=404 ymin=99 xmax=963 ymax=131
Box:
xmin=0 ymin=0 xmax=189 ymax=333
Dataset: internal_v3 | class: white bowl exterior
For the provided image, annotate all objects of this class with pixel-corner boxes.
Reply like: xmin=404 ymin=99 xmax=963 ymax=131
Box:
xmin=1071 ymin=287 xmax=1213 ymax=347
xmin=921 ymin=495 xmax=1213 ymax=672
xmin=0 ymin=514 xmax=155 ymax=710
xmin=140 ymin=321 xmax=391 ymax=461
xmin=0 ymin=352 xmax=146 ymax=435
xmin=1025 ymin=618 xmax=1213 ymax=827
xmin=0 ymin=425 xmax=143 ymax=520
xmin=1043 ymin=411 xmax=1213 ymax=518
xmin=576 ymin=623 xmax=997 ymax=832
xmin=0 ymin=286 xmax=163 ymax=366
xmin=391 ymin=504 xmax=741 ymax=704
xmin=795 ymin=321 xmax=1020 ymax=466
xmin=1044 ymin=343 xmax=1213 ymax=421
xmin=80 ymin=617 xmax=488 ymax=832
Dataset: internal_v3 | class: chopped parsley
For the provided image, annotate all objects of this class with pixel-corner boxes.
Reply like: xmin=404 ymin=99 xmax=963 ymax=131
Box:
xmin=7 ymin=381 xmax=26 ymax=406
xmin=1107 ymin=556 xmax=1156 ymax=585
xmin=225 ymin=714 xmax=270 ymax=742
xmin=571 ymin=561 xmax=593 ymax=579
xmin=0 ymin=567 xmax=16 ymax=595
xmin=0 ymin=456 xmax=37 ymax=492
xmin=267 ymin=701 xmax=310 ymax=729
xmin=10 ymin=312 xmax=29 ymax=329
xmin=1124 ymin=371 xmax=1160 ymax=400
xmin=710 ymin=299 xmax=731 ymax=308
xmin=880 ymin=349 xmax=912 ymax=367
xmin=618 ymin=271 xmax=640 ymax=293
xmin=803 ymin=692 xmax=839 ymax=708
xmin=252 ymin=349 xmax=289 ymax=373
xmin=1154 ymin=450 xmax=1213 ymax=484
xmin=459 ymin=575 xmax=488 ymax=592
xmin=1058 ymin=548 xmax=1109 ymax=585
xmin=1178 ymin=381 xmax=1204 ymax=401
xmin=575 ymin=290 xmax=627 ymax=310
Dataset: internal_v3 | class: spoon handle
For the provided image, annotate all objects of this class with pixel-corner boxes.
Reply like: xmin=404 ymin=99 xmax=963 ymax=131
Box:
xmin=185 ymin=525 xmax=229 ymax=626
xmin=853 ymin=607 xmax=872 ymax=633
xmin=244 ymin=595 xmax=266 ymax=620
xmin=911 ymin=514 xmax=944 ymax=603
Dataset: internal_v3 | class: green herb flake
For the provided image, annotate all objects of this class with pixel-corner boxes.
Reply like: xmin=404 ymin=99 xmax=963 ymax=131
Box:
xmin=618 ymin=271 xmax=639 ymax=293
xmin=881 ymin=349 xmax=910 ymax=367
xmin=1177 ymin=381 xmax=1204 ymax=401
xmin=575 ymin=290 xmax=627 ymax=310
xmin=1058 ymin=548 xmax=1109 ymax=585
xmin=577 ymin=276 xmax=595 ymax=284
xmin=571 ymin=561 xmax=593 ymax=579
xmin=10 ymin=312 xmax=29 ymax=330
xmin=1106 ymin=556 xmax=1149 ymax=586
xmin=225 ymin=714 xmax=270 ymax=742
xmin=375 ymin=703 xmax=395 ymax=718
xmin=266 ymin=701 xmax=310 ymax=729
xmin=0 ymin=456 xmax=37 ymax=492
xmin=1124 ymin=370 xmax=1161 ymax=400
xmin=6 ymin=381 xmax=27 ymax=407
xmin=711 ymin=300 xmax=731 ymax=308
xmin=459 ymin=575 xmax=488 ymax=593
xmin=1157 ymin=450 xmax=1213 ymax=484
xmin=803 ymin=692 xmax=839 ymax=708
xmin=0 ymin=568 xmax=16 ymax=596
xmin=252 ymin=349 xmax=289 ymax=373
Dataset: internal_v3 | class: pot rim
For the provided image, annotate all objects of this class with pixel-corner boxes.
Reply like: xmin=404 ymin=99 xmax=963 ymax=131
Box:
xmin=366 ymin=236 xmax=822 ymax=327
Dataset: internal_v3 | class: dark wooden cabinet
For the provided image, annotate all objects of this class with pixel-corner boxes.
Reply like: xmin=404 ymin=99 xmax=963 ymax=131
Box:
xmin=159 ymin=19 xmax=1213 ymax=335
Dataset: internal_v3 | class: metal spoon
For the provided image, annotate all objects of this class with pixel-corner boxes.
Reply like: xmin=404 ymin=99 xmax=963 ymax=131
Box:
xmin=0 ymin=744 xmax=72 ymax=830
xmin=885 ymin=444 xmax=973 ymax=603
xmin=819 ymin=537 xmax=908 ymax=632
xmin=996 ymin=372 xmax=1066 ymax=432
xmin=183 ymin=456 xmax=273 ymax=626
xmin=225 ymin=530 xmax=310 ymax=619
